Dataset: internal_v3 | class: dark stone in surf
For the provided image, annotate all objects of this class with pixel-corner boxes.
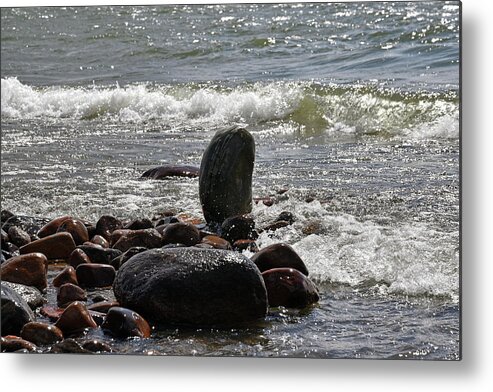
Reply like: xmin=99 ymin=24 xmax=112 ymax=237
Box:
xmin=2 ymin=215 xmax=51 ymax=238
xmin=19 ymin=232 xmax=76 ymax=260
xmin=53 ymin=266 xmax=79 ymax=287
xmin=110 ymin=247 xmax=147 ymax=270
xmin=1 ymin=283 xmax=36 ymax=335
xmin=95 ymin=215 xmax=123 ymax=241
xmin=81 ymin=339 xmax=113 ymax=353
xmin=251 ymin=243 xmax=309 ymax=276
xmin=199 ymin=126 xmax=255 ymax=224
xmin=262 ymin=268 xmax=319 ymax=308
xmin=57 ymin=283 xmax=87 ymax=307
xmin=7 ymin=226 xmax=31 ymax=247
xmin=77 ymin=244 xmax=122 ymax=264
xmin=49 ymin=338 xmax=92 ymax=354
xmin=113 ymin=247 xmax=267 ymax=326
xmin=161 ymin=222 xmax=200 ymax=247
xmin=0 ymin=253 xmax=48 ymax=291
xmin=0 ymin=336 xmax=37 ymax=352
xmin=37 ymin=215 xmax=72 ymax=238
xmin=124 ymin=218 xmax=153 ymax=230
xmin=220 ymin=214 xmax=257 ymax=243
xmin=90 ymin=234 xmax=109 ymax=248
xmin=76 ymin=263 xmax=116 ymax=288
xmin=57 ymin=218 xmax=89 ymax=245
xmin=261 ymin=220 xmax=290 ymax=233
xmin=141 ymin=165 xmax=200 ymax=180
xmin=276 ymin=211 xmax=295 ymax=225
xmin=2 ymin=282 xmax=45 ymax=309
xmin=54 ymin=301 xmax=97 ymax=336
xmin=112 ymin=228 xmax=163 ymax=252
xmin=102 ymin=306 xmax=151 ymax=338
xmin=20 ymin=322 xmax=64 ymax=346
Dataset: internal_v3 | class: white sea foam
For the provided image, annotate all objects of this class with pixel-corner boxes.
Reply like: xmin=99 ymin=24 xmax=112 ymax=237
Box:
xmin=1 ymin=77 xmax=459 ymax=140
xmin=253 ymin=200 xmax=459 ymax=302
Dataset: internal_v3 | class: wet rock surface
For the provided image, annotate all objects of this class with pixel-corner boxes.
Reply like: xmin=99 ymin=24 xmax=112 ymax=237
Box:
xmin=251 ymin=243 xmax=309 ymax=276
xmin=114 ymin=247 xmax=267 ymax=326
xmin=1 ymin=283 xmax=36 ymax=335
xmin=199 ymin=126 xmax=255 ymax=224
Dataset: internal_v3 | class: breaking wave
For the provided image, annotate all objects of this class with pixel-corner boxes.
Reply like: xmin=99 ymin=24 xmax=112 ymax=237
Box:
xmin=1 ymin=77 xmax=459 ymax=140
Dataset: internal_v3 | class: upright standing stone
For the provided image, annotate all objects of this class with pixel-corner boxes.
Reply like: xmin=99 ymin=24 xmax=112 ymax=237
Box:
xmin=199 ymin=126 xmax=255 ymax=225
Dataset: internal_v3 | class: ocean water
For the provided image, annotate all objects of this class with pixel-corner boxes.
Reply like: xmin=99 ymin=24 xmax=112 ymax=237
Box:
xmin=0 ymin=2 xmax=460 ymax=359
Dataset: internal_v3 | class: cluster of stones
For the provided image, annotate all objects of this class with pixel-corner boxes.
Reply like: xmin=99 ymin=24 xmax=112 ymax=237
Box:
xmin=1 ymin=126 xmax=320 ymax=354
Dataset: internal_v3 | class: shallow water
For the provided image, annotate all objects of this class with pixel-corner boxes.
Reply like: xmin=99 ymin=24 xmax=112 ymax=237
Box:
xmin=1 ymin=2 xmax=460 ymax=359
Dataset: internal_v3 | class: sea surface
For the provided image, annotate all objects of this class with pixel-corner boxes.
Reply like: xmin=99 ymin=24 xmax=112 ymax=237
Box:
xmin=0 ymin=2 xmax=460 ymax=359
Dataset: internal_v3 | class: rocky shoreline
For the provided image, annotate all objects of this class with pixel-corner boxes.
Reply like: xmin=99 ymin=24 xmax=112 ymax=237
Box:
xmin=1 ymin=126 xmax=319 ymax=354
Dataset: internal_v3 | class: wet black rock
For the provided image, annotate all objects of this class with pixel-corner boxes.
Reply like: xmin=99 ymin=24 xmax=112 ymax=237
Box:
xmin=220 ymin=214 xmax=257 ymax=243
xmin=1 ymin=283 xmax=36 ymax=335
xmin=77 ymin=244 xmax=122 ymax=264
xmin=199 ymin=126 xmax=255 ymax=224
xmin=141 ymin=165 xmax=200 ymax=180
xmin=2 ymin=281 xmax=45 ymax=309
xmin=110 ymin=247 xmax=148 ymax=270
xmin=114 ymin=247 xmax=267 ymax=326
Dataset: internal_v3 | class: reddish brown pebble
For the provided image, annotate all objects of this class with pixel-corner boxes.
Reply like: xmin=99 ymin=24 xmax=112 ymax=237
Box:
xmin=54 ymin=301 xmax=97 ymax=336
xmin=102 ymin=306 xmax=151 ymax=338
xmin=251 ymin=243 xmax=309 ymax=276
xmin=57 ymin=219 xmax=89 ymax=245
xmin=68 ymin=248 xmax=91 ymax=268
xmin=263 ymin=199 xmax=274 ymax=207
xmin=19 ymin=232 xmax=76 ymax=260
xmin=76 ymin=263 xmax=116 ymax=288
xmin=37 ymin=215 xmax=72 ymax=238
xmin=87 ymin=301 xmax=119 ymax=313
xmin=112 ymin=228 xmax=163 ymax=252
xmin=91 ymin=235 xmax=109 ymax=248
xmin=0 ymin=252 xmax=48 ymax=291
xmin=96 ymin=215 xmax=123 ymax=241
xmin=262 ymin=268 xmax=319 ymax=308
xmin=162 ymin=222 xmax=200 ymax=247
xmin=57 ymin=283 xmax=87 ymax=307
xmin=201 ymin=235 xmax=232 ymax=250
xmin=109 ymin=229 xmax=132 ymax=247
xmin=1 ymin=336 xmax=37 ymax=352
xmin=40 ymin=305 xmax=65 ymax=321
xmin=82 ymin=339 xmax=113 ymax=353
xmin=20 ymin=322 xmax=64 ymax=345
xmin=53 ymin=266 xmax=78 ymax=287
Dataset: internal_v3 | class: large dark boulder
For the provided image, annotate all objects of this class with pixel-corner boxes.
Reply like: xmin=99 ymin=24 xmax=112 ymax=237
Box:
xmin=113 ymin=247 xmax=267 ymax=326
xmin=1 ymin=283 xmax=36 ymax=335
xmin=199 ymin=126 xmax=255 ymax=224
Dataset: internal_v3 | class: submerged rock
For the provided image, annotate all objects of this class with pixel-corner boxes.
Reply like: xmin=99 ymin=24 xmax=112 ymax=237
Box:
xmin=220 ymin=214 xmax=257 ymax=243
xmin=76 ymin=263 xmax=116 ymax=288
xmin=141 ymin=165 xmax=200 ymax=180
xmin=199 ymin=126 xmax=255 ymax=224
xmin=112 ymin=228 xmax=162 ymax=252
xmin=113 ymin=247 xmax=267 ymax=326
